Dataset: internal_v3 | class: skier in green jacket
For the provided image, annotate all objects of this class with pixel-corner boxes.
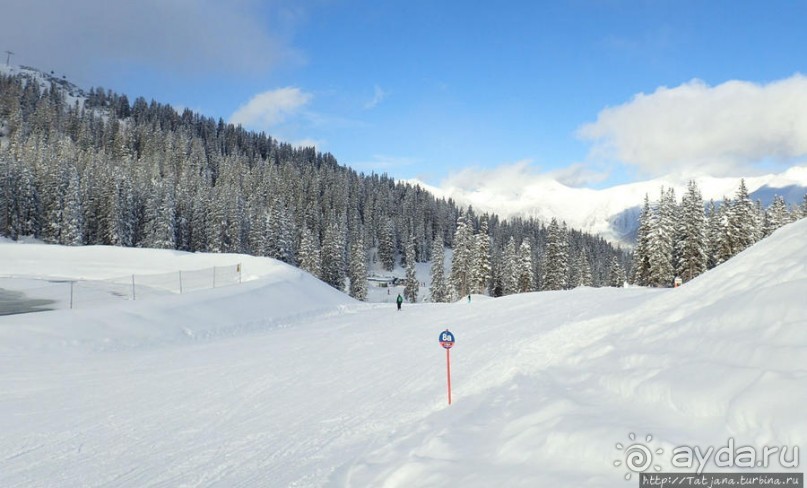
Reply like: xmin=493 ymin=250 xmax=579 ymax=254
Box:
xmin=396 ymin=293 xmax=403 ymax=311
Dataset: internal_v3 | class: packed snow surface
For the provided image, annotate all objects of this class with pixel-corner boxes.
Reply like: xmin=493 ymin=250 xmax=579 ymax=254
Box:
xmin=1 ymin=221 xmax=806 ymax=487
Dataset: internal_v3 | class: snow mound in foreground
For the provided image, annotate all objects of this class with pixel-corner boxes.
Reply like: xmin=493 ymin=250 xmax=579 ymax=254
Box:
xmin=0 ymin=220 xmax=804 ymax=487
xmin=345 ymin=220 xmax=807 ymax=487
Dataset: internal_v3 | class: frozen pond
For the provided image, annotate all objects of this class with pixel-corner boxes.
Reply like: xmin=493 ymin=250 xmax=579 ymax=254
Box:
xmin=0 ymin=288 xmax=55 ymax=315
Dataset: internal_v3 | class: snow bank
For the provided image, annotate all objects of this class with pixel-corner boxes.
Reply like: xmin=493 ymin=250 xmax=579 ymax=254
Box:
xmin=0 ymin=239 xmax=282 ymax=281
xmin=0 ymin=246 xmax=358 ymax=351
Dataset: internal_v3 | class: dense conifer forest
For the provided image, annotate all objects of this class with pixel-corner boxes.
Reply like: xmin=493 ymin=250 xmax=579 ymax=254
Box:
xmin=632 ymin=179 xmax=807 ymax=287
xmin=0 ymin=67 xmax=630 ymax=300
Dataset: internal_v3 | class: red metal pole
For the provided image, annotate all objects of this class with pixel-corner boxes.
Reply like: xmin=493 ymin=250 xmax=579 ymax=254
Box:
xmin=446 ymin=348 xmax=452 ymax=405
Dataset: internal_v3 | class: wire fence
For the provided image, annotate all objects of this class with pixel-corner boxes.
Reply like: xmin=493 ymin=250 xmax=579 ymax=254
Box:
xmin=0 ymin=264 xmax=242 ymax=313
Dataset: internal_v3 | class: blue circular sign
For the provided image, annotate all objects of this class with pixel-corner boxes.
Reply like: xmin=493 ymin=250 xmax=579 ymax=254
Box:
xmin=439 ymin=329 xmax=455 ymax=349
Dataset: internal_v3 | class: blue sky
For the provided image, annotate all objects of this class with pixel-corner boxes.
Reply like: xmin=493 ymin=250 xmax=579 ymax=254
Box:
xmin=4 ymin=0 xmax=807 ymax=188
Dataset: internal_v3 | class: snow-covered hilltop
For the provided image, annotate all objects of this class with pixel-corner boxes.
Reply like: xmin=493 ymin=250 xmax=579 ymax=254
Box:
xmin=0 ymin=63 xmax=86 ymax=100
xmin=1 ymin=218 xmax=804 ymax=486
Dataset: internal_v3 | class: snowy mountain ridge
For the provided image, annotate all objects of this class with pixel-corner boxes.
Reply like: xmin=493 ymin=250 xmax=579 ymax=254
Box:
xmin=413 ymin=165 xmax=807 ymax=245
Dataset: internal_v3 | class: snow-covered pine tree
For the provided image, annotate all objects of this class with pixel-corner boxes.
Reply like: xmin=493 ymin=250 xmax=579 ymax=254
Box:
xmin=143 ymin=180 xmax=177 ymax=249
xmin=712 ymin=197 xmax=734 ymax=266
xmin=260 ymin=208 xmax=277 ymax=258
xmin=17 ymin=161 xmax=42 ymax=239
xmin=801 ymin=193 xmax=807 ymax=219
xmin=542 ymin=218 xmax=567 ymax=291
xmin=62 ymin=165 xmax=84 ymax=245
xmin=206 ymin=186 xmax=227 ymax=253
xmin=753 ymin=199 xmax=765 ymax=245
xmin=668 ymin=188 xmax=683 ymax=276
xmin=78 ymin=160 xmax=99 ymax=245
xmin=726 ymin=179 xmax=758 ymax=256
xmin=632 ymin=195 xmax=652 ymax=286
xmin=225 ymin=192 xmax=248 ymax=254
xmin=429 ymin=238 xmax=449 ymax=302
xmin=705 ymin=200 xmax=719 ymax=269
xmin=489 ymin=245 xmax=504 ymax=297
xmin=502 ymin=236 xmax=518 ymax=295
xmin=247 ymin=201 xmax=266 ymax=256
xmin=174 ymin=180 xmax=194 ymax=252
xmin=567 ymin=249 xmax=581 ymax=290
xmin=189 ymin=187 xmax=211 ymax=253
xmin=764 ymin=195 xmax=790 ymax=236
xmin=788 ymin=203 xmax=800 ymax=224
xmin=517 ymin=239 xmax=534 ymax=292
xmin=577 ymin=249 xmax=593 ymax=287
xmin=404 ymin=238 xmax=419 ymax=302
xmin=107 ymin=173 xmax=135 ymax=247
xmin=298 ymin=226 xmax=321 ymax=278
xmin=0 ymin=153 xmax=9 ymax=238
xmin=449 ymin=211 xmax=474 ymax=298
xmin=348 ymin=235 xmax=368 ymax=301
xmin=320 ymin=221 xmax=346 ymax=290
xmin=471 ymin=214 xmax=491 ymax=295
xmin=676 ymin=180 xmax=707 ymax=282
xmin=265 ymin=198 xmax=296 ymax=264
xmin=42 ymin=156 xmax=70 ymax=245
xmin=608 ymin=256 xmax=626 ymax=287
xmin=378 ymin=220 xmax=396 ymax=272
xmin=647 ymin=187 xmax=675 ymax=287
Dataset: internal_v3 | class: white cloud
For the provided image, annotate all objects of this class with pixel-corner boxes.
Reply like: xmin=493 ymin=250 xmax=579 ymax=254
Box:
xmin=229 ymin=87 xmax=312 ymax=129
xmin=351 ymin=154 xmax=416 ymax=173
xmin=364 ymin=85 xmax=387 ymax=110
xmin=578 ymin=75 xmax=807 ymax=177
xmin=440 ymin=160 xmax=540 ymax=197
xmin=292 ymin=138 xmax=323 ymax=150
xmin=0 ymin=0 xmax=302 ymax=78
xmin=422 ymin=160 xmax=610 ymax=227
xmin=548 ymin=162 xmax=611 ymax=188
xmin=437 ymin=159 xmax=611 ymax=195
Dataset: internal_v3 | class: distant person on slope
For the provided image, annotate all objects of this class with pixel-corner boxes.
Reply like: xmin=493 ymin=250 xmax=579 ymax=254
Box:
xmin=396 ymin=293 xmax=403 ymax=311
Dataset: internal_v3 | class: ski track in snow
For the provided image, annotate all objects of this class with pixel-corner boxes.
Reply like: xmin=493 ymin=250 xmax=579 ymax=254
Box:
xmin=1 ymin=221 xmax=806 ymax=487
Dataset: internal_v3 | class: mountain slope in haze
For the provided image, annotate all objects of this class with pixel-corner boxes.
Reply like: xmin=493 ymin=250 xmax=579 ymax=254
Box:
xmin=0 ymin=217 xmax=804 ymax=486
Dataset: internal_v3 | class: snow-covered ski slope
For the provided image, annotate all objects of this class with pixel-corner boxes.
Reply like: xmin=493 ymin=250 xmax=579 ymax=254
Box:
xmin=1 ymin=221 xmax=805 ymax=487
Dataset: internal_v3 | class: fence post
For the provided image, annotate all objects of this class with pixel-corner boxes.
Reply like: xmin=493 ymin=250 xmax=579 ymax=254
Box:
xmin=238 ymin=263 xmax=242 ymax=284
xmin=69 ymin=281 xmax=74 ymax=309
xmin=179 ymin=270 xmax=183 ymax=294
xmin=132 ymin=274 xmax=136 ymax=300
